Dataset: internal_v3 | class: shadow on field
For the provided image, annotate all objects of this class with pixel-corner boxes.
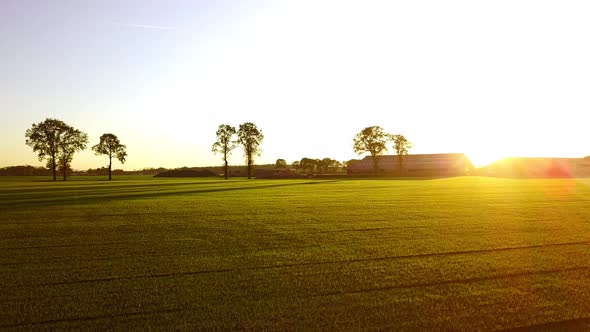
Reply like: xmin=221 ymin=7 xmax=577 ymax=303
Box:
xmin=0 ymin=181 xmax=242 ymax=195
xmin=500 ymin=316 xmax=590 ymax=331
xmin=0 ymin=308 xmax=186 ymax=329
xmin=0 ymin=180 xmax=342 ymax=210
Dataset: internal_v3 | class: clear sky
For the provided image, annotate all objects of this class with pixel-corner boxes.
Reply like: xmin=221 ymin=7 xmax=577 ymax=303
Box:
xmin=1 ymin=0 xmax=589 ymax=170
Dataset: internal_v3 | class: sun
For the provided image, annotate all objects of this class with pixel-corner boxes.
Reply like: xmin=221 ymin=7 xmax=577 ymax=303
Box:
xmin=466 ymin=150 xmax=505 ymax=168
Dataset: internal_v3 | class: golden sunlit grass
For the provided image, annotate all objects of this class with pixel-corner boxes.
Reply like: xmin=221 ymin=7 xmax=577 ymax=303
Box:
xmin=2 ymin=177 xmax=590 ymax=330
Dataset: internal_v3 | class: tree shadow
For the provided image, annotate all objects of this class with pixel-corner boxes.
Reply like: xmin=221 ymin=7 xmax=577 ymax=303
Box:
xmin=0 ymin=180 xmax=342 ymax=211
xmin=0 ymin=180 xmax=249 ymax=196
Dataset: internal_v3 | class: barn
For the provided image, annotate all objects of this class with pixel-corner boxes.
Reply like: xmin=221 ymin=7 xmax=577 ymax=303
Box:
xmin=347 ymin=153 xmax=474 ymax=176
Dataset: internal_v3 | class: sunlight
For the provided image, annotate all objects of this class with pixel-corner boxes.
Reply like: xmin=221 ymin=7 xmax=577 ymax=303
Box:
xmin=466 ymin=151 xmax=505 ymax=168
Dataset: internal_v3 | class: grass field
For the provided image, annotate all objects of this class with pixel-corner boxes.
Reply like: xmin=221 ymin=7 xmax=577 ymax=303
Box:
xmin=2 ymin=176 xmax=590 ymax=330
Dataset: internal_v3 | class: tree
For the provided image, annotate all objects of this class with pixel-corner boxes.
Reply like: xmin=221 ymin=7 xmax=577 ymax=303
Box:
xmin=328 ymin=158 xmax=343 ymax=173
xmin=237 ymin=122 xmax=264 ymax=179
xmin=275 ymin=159 xmax=287 ymax=168
xmin=25 ymin=118 xmax=83 ymax=181
xmin=92 ymin=133 xmax=127 ymax=181
xmin=317 ymin=158 xmax=329 ymax=174
xmin=291 ymin=160 xmax=301 ymax=173
xmin=317 ymin=158 xmax=341 ymax=174
xmin=353 ymin=126 xmax=390 ymax=175
xmin=391 ymin=134 xmax=412 ymax=172
xmin=212 ymin=124 xmax=237 ymax=179
xmin=343 ymin=159 xmax=359 ymax=170
xmin=299 ymin=158 xmax=318 ymax=174
xmin=57 ymin=126 xmax=88 ymax=180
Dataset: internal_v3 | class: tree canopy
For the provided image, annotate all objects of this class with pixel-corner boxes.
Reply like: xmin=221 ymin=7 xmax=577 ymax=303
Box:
xmin=317 ymin=158 xmax=341 ymax=174
xmin=57 ymin=126 xmax=88 ymax=180
xmin=391 ymin=134 xmax=412 ymax=171
xmin=353 ymin=126 xmax=390 ymax=175
xmin=299 ymin=158 xmax=317 ymax=174
xmin=25 ymin=118 xmax=87 ymax=181
xmin=275 ymin=159 xmax=287 ymax=168
xmin=237 ymin=122 xmax=264 ymax=179
xmin=212 ymin=124 xmax=237 ymax=179
xmin=92 ymin=133 xmax=127 ymax=180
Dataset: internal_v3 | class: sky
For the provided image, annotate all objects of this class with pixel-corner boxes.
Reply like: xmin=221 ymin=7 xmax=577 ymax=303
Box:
xmin=1 ymin=0 xmax=589 ymax=170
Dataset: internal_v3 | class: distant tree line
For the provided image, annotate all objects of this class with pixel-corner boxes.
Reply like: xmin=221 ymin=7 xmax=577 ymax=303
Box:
xmin=289 ymin=158 xmax=343 ymax=175
xmin=210 ymin=124 xmax=411 ymax=178
xmin=21 ymin=119 xmax=411 ymax=180
xmin=0 ymin=165 xmax=52 ymax=176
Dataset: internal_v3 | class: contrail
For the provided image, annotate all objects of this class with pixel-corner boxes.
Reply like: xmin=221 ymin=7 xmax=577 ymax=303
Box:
xmin=110 ymin=22 xmax=176 ymax=30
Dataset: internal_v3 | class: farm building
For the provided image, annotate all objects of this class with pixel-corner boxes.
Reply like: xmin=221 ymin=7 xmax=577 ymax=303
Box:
xmin=347 ymin=153 xmax=474 ymax=176
xmin=478 ymin=157 xmax=590 ymax=178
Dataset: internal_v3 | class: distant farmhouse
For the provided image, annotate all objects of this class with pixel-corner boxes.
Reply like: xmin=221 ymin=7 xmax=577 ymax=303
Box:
xmin=478 ymin=157 xmax=590 ymax=178
xmin=347 ymin=153 xmax=474 ymax=176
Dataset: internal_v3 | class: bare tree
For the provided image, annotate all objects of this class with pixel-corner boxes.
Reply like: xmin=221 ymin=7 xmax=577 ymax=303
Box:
xmin=353 ymin=126 xmax=390 ymax=175
xmin=92 ymin=133 xmax=127 ymax=181
xmin=237 ymin=122 xmax=264 ymax=179
xmin=212 ymin=124 xmax=237 ymax=179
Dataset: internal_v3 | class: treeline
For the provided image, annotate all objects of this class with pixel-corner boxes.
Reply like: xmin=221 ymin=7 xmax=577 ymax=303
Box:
xmin=0 ymin=165 xmax=52 ymax=176
xmin=288 ymin=158 xmax=347 ymax=174
xmin=20 ymin=117 xmax=411 ymax=180
xmin=76 ymin=167 xmax=165 ymax=176
xmin=0 ymin=166 xmax=167 ymax=177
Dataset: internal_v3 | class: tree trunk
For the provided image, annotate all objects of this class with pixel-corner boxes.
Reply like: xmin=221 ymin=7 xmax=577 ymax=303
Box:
xmin=62 ymin=161 xmax=67 ymax=181
xmin=51 ymin=156 xmax=56 ymax=181
xmin=372 ymin=154 xmax=379 ymax=176
xmin=108 ymin=155 xmax=112 ymax=181
xmin=224 ymin=158 xmax=228 ymax=180
xmin=247 ymin=156 xmax=252 ymax=179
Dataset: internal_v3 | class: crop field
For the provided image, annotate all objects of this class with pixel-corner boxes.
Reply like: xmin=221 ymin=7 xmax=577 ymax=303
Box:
xmin=2 ymin=176 xmax=590 ymax=330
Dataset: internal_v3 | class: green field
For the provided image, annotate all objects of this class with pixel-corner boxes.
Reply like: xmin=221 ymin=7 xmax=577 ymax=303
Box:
xmin=2 ymin=177 xmax=590 ymax=330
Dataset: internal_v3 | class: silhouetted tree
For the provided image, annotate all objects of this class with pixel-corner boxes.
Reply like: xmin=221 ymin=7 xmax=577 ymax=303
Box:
xmin=317 ymin=158 xmax=328 ymax=174
xmin=212 ymin=124 xmax=237 ymax=179
xmin=317 ymin=158 xmax=341 ymax=174
xmin=353 ymin=126 xmax=390 ymax=175
xmin=25 ymin=118 xmax=87 ymax=181
xmin=237 ymin=122 xmax=264 ymax=179
xmin=312 ymin=159 xmax=321 ymax=173
xmin=275 ymin=159 xmax=287 ymax=168
xmin=299 ymin=158 xmax=318 ymax=174
xmin=92 ymin=133 xmax=127 ymax=181
xmin=0 ymin=165 xmax=51 ymax=176
xmin=329 ymin=159 xmax=343 ymax=173
xmin=343 ymin=159 xmax=359 ymax=171
xmin=291 ymin=160 xmax=301 ymax=172
xmin=25 ymin=118 xmax=66 ymax=180
xmin=332 ymin=159 xmax=343 ymax=173
xmin=391 ymin=134 xmax=412 ymax=172
xmin=57 ymin=126 xmax=88 ymax=180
